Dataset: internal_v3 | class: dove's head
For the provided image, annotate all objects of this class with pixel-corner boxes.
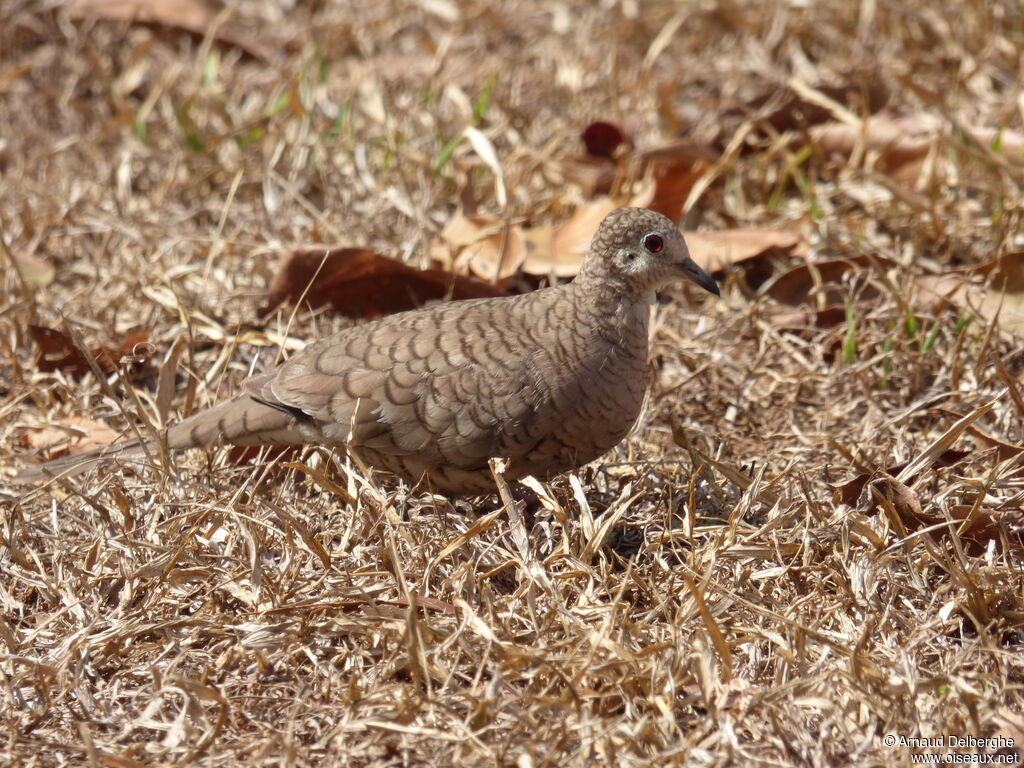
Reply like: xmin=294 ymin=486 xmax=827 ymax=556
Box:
xmin=582 ymin=207 xmax=719 ymax=299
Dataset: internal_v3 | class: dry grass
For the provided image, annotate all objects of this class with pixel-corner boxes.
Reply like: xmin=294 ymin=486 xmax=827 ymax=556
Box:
xmin=3 ymin=1 xmax=1024 ymax=766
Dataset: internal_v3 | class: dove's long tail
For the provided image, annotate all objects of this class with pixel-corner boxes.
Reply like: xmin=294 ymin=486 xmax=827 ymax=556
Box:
xmin=13 ymin=395 xmax=303 ymax=483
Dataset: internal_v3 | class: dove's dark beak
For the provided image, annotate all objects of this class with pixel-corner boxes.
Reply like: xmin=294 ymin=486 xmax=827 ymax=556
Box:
xmin=678 ymin=256 xmax=720 ymax=297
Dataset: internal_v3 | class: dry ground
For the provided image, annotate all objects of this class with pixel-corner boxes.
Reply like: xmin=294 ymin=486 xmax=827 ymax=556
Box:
xmin=3 ymin=1 xmax=1024 ymax=766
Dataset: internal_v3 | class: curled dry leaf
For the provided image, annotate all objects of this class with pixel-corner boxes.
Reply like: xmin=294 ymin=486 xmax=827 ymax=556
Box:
xmin=19 ymin=417 xmax=120 ymax=459
xmin=858 ymin=474 xmax=923 ymax=524
xmin=65 ymin=0 xmax=270 ymax=60
xmin=265 ymin=246 xmax=507 ymax=320
xmin=686 ymin=229 xmax=808 ymax=276
xmin=522 ymin=180 xmax=656 ymax=278
xmin=29 ymin=325 xmax=152 ymax=379
xmin=432 ymin=213 xmax=527 ymax=282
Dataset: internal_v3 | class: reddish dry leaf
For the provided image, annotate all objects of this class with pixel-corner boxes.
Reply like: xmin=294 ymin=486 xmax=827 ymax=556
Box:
xmin=226 ymin=445 xmax=302 ymax=467
xmin=685 ymin=229 xmax=808 ymax=276
xmin=581 ymin=121 xmax=629 ymax=159
xmin=265 ymin=246 xmax=507 ymax=319
xmin=560 ymin=156 xmax=619 ymax=198
xmin=638 ymin=140 xmax=717 ymax=221
xmin=646 ymin=160 xmax=707 ymax=221
xmin=19 ymin=416 xmax=119 ymax=459
xmin=559 ymin=122 xmax=629 ymax=197
xmin=566 ymin=127 xmax=715 ymax=214
xmin=65 ymin=0 xmax=269 ymax=60
xmin=29 ymin=325 xmax=151 ymax=378
xmin=764 ymin=254 xmax=896 ymax=307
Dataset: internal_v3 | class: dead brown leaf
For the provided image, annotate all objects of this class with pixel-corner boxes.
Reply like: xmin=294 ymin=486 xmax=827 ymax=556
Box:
xmin=856 ymin=474 xmax=1023 ymax=556
xmin=811 ymin=115 xmax=933 ymax=180
xmin=965 ymin=424 xmax=1024 ymax=462
xmin=859 ymin=475 xmax=923 ymax=533
xmin=19 ymin=416 xmax=119 ymax=459
xmin=917 ymin=252 xmax=1024 ymax=338
xmin=432 ymin=213 xmax=527 ymax=282
xmin=265 ymin=246 xmax=507 ymax=320
xmin=809 ymin=114 xmax=1024 ymax=186
xmin=29 ymin=325 xmax=152 ymax=379
xmin=764 ymin=255 xmax=896 ymax=307
xmin=638 ymin=140 xmax=717 ymax=221
xmin=686 ymin=229 xmax=808 ymax=276
xmin=835 ymin=449 xmax=971 ymax=507
xmin=522 ymin=181 xmax=656 ymax=278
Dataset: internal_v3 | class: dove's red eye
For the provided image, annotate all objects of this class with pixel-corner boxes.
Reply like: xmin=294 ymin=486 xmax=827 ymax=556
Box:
xmin=643 ymin=234 xmax=664 ymax=253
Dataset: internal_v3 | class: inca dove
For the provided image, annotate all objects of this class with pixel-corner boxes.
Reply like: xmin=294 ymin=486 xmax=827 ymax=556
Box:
xmin=17 ymin=207 xmax=718 ymax=494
